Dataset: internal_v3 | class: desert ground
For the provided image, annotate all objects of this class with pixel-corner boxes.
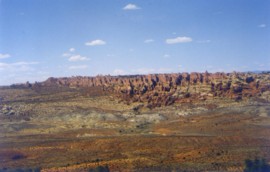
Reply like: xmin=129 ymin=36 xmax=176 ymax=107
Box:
xmin=0 ymin=73 xmax=270 ymax=171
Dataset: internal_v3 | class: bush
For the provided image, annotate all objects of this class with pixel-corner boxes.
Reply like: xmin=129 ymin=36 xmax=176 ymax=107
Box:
xmin=244 ymin=158 xmax=270 ymax=172
xmin=88 ymin=165 xmax=110 ymax=172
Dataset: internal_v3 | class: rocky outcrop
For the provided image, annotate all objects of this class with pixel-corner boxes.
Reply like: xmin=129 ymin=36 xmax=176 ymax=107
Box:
xmin=28 ymin=72 xmax=270 ymax=108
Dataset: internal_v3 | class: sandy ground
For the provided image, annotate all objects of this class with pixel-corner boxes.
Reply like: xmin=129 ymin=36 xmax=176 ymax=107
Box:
xmin=0 ymin=87 xmax=270 ymax=171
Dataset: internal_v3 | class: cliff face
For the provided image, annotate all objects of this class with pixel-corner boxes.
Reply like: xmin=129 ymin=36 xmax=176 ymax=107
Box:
xmin=31 ymin=72 xmax=270 ymax=108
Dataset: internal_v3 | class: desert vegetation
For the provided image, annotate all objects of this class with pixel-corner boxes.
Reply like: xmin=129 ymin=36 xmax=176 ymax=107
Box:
xmin=0 ymin=72 xmax=270 ymax=171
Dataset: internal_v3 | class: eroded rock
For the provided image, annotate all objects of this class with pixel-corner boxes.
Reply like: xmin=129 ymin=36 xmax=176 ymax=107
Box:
xmin=20 ymin=72 xmax=270 ymax=108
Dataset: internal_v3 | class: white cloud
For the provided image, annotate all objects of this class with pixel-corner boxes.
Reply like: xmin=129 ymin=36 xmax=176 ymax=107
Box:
xmin=178 ymin=65 xmax=187 ymax=72
xmin=0 ymin=53 xmax=11 ymax=59
xmin=68 ymin=55 xmax=89 ymax=62
xmin=258 ymin=24 xmax=267 ymax=28
xmin=163 ymin=54 xmax=170 ymax=58
xmin=196 ymin=40 xmax=211 ymax=43
xmin=62 ymin=53 xmax=71 ymax=57
xmin=157 ymin=68 xmax=173 ymax=73
xmin=12 ymin=62 xmax=39 ymax=65
xmin=0 ymin=74 xmax=49 ymax=86
xmin=69 ymin=65 xmax=88 ymax=70
xmin=107 ymin=54 xmax=115 ymax=57
xmin=144 ymin=39 xmax=154 ymax=43
xmin=69 ymin=48 xmax=75 ymax=52
xmin=0 ymin=61 xmax=39 ymax=71
xmin=0 ymin=61 xmax=38 ymax=68
xmin=113 ymin=69 xmax=125 ymax=75
xmin=133 ymin=68 xmax=155 ymax=74
xmin=85 ymin=39 xmax=106 ymax=46
xmin=123 ymin=4 xmax=141 ymax=10
xmin=132 ymin=68 xmax=173 ymax=74
xmin=240 ymin=65 xmax=248 ymax=69
xmin=62 ymin=48 xmax=75 ymax=57
xmin=166 ymin=36 xmax=192 ymax=44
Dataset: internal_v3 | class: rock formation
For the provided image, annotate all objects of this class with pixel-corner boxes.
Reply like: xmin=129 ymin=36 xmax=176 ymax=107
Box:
xmin=15 ymin=72 xmax=270 ymax=108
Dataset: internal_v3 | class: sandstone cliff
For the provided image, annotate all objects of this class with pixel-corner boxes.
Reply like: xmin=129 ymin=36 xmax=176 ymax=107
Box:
xmin=23 ymin=72 xmax=270 ymax=108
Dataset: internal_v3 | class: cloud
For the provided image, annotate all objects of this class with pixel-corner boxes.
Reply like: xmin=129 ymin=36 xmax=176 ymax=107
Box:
xmin=132 ymin=68 xmax=173 ymax=74
xmin=157 ymin=68 xmax=173 ymax=73
xmin=62 ymin=53 xmax=71 ymax=57
xmin=133 ymin=68 xmax=155 ymax=74
xmin=85 ymin=39 xmax=106 ymax=46
xmin=258 ymin=24 xmax=267 ymax=28
xmin=0 ymin=74 xmax=50 ymax=86
xmin=62 ymin=48 xmax=75 ymax=57
xmin=0 ymin=61 xmax=39 ymax=71
xmin=144 ymin=39 xmax=154 ymax=43
xmin=178 ymin=65 xmax=189 ymax=72
xmin=0 ymin=53 xmax=11 ymax=59
xmin=12 ymin=62 xmax=39 ymax=65
xmin=123 ymin=4 xmax=141 ymax=10
xmin=166 ymin=36 xmax=192 ymax=44
xmin=196 ymin=40 xmax=211 ymax=43
xmin=0 ymin=61 xmax=38 ymax=68
xmin=113 ymin=69 xmax=125 ymax=75
xmin=107 ymin=54 xmax=115 ymax=57
xmin=69 ymin=65 xmax=88 ymax=70
xmin=68 ymin=55 xmax=89 ymax=62
xmin=163 ymin=54 xmax=170 ymax=58
xmin=69 ymin=48 xmax=75 ymax=52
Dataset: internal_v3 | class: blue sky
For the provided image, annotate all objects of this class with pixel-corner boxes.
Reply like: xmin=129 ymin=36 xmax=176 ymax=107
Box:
xmin=0 ymin=0 xmax=269 ymax=85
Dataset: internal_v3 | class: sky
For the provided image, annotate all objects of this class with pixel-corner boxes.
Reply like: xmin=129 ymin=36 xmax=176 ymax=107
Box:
xmin=0 ymin=0 xmax=269 ymax=85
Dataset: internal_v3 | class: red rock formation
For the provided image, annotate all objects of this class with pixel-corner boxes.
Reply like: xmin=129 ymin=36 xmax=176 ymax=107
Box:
xmin=29 ymin=72 xmax=270 ymax=108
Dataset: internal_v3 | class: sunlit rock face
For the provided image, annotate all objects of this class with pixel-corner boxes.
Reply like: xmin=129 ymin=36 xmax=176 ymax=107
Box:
xmin=1 ymin=72 xmax=270 ymax=172
xmin=27 ymin=72 xmax=270 ymax=108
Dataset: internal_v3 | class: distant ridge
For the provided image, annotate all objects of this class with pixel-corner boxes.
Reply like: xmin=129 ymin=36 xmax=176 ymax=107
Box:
xmin=8 ymin=72 xmax=270 ymax=108
xmin=246 ymin=70 xmax=270 ymax=74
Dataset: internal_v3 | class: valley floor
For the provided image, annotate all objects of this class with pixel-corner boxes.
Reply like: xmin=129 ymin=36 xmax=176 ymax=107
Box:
xmin=0 ymin=87 xmax=270 ymax=171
